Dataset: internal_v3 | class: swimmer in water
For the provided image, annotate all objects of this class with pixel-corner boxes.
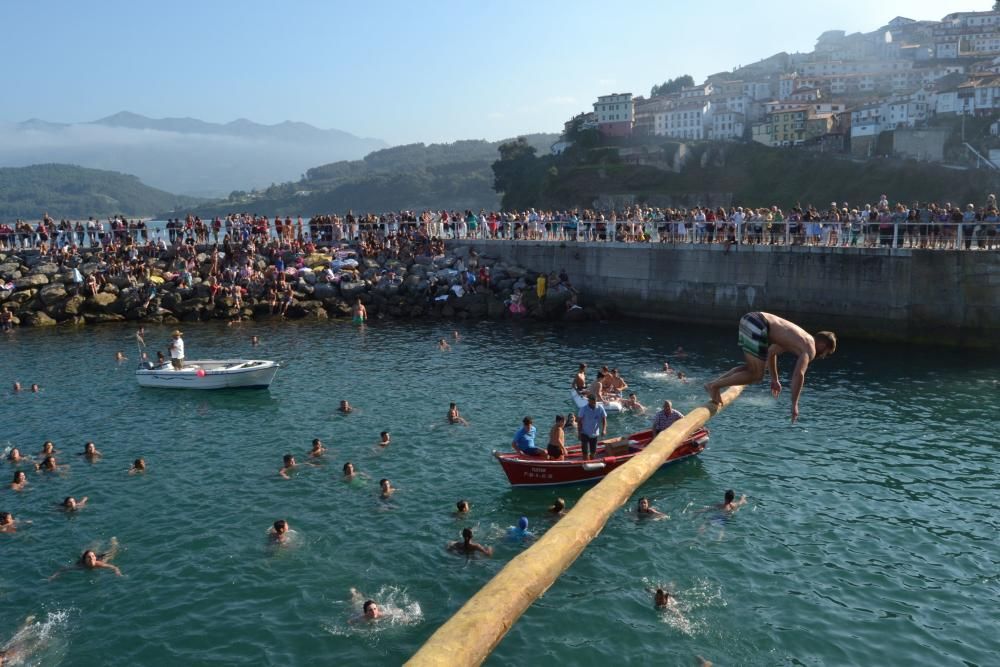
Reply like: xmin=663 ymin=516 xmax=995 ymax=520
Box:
xmin=637 ymin=497 xmax=666 ymax=518
xmin=507 ymin=516 xmax=535 ymax=542
xmin=352 ymin=298 xmax=367 ymax=324
xmin=38 ymin=441 xmax=56 ymax=457
xmin=115 ymin=351 xmax=126 ymax=362
xmin=61 ymin=496 xmax=88 ymax=512
xmin=269 ymin=519 xmax=290 ymax=544
xmin=308 ymin=439 xmax=326 ymax=458
xmin=447 ymin=402 xmax=469 ymax=426
xmin=6 ymin=447 xmax=29 ymax=464
xmin=279 ymin=454 xmax=303 ymax=479
xmin=0 ymin=615 xmax=46 ymax=666
xmin=36 ymin=455 xmax=64 ymax=473
xmin=80 ymin=441 xmax=102 ymax=462
xmin=452 ymin=330 xmax=461 ymax=342
xmin=128 ymin=458 xmax=146 ymax=474
xmin=673 ymin=346 xmax=687 ymax=358
xmin=549 ymin=498 xmax=567 ymax=516
xmin=251 ymin=335 xmax=259 ymax=346
xmin=12 ymin=382 xmax=21 ymax=393
xmin=347 ymin=589 xmax=383 ymax=623
xmin=378 ymin=431 xmax=391 ymax=447
xmin=455 ymin=500 xmax=470 ymax=515
xmin=677 ymin=371 xmax=688 ymax=383
xmin=662 ymin=361 xmax=673 ymax=373
xmin=338 ymin=400 xmax=353 ymax=414
xmin=448 ymin=527 xmax=492 ymax=557
xmin=343 ymin=462 xmax=356 ymax=480
xmin=564 ymin=413 xmax=577 ymax=432
xmin=10 ymin=470 xmax=27 ymax=491
xmin=654 ymin=588 xmax=672 ymax=608
xmin=438 ymin=338 xmax=451 ymax=351
xmin=0 ymin=511 xmax=19 ymax=533
xmin=717 ymin=489 xmax=747 ymax=512
xmin=379 ymin=478 xmax=394 ymax=499
xmin=30 ymin=384 xmax=39 ymax=393
xmin=623 ymin=392 xmax=646 ymax=414
xmin=50 ymin=538 xmax=122 ymax=579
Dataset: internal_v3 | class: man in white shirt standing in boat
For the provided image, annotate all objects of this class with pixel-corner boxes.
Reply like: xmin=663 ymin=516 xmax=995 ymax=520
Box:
xmin=577 ymin=395 xmax=607 ymax=461
xmin=169 ymin=330 xmax=185 ymax=370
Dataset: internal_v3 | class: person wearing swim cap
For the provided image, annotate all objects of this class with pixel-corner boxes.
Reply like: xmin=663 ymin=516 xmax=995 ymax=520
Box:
xmin=507 ymin=516 xmax=534 ymax=542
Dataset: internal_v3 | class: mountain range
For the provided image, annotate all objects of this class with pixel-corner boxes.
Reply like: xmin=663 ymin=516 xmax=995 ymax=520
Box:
xmin=0 ymin=112 xmax=387 ymax=198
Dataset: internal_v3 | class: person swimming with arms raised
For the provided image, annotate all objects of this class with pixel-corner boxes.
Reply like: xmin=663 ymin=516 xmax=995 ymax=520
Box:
xmin=128 ymin=458 xmax=146 ymax=474
xmin=447 ymin=402 xmax=469 ymax=425
xmin=80 ymin=442 xmax=102 ymax=462
xmin=448 ymin=527 xmax=492 ymax=557
xmin=637 ymin=497 xmax=667 ymax=519
xmin=50 ymin=538 xmax=121 ymax=579
xmin=60 ymin=496 xmax=88 ymax=512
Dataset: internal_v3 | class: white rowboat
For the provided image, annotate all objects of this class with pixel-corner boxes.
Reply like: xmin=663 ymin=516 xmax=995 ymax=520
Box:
xmin=569 ymin=388 xmax=624 ymax=413
xmin=136 ymin=360 xmax=279 ymax=389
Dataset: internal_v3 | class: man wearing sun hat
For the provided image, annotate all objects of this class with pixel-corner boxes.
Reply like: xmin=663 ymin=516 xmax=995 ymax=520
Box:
xmin=169 ymin=330 xmax=185 ymax=370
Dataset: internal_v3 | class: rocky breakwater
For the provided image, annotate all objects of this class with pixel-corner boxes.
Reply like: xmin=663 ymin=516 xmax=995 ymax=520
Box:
xmin=0 ymin=246 xmax=614 ymax=329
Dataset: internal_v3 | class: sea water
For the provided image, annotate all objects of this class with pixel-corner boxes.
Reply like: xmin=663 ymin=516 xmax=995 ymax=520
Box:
xmin=1 ymin=319 xmax=997 ymax=665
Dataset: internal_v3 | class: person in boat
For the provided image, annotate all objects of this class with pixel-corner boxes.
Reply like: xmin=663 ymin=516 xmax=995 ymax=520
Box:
xmin=447 ymin=402 xmax=468 ymax=425
xmin=352 ymin=298 xmax=367 ymax=324
xmin=10 ymin=470 xmax=27 ymax=491
xmin=6 ymin=448 xmax=29 ymax=464
xmin=448 ymin=527 xmax=492 ymax=557
xmin=438 ymin=338 xmax=451 ymax=351
xmin=651 ymin=400 xmax=684 ymax=435
xmin=455 ymin=500 xmax=470 ymax=515
xmin=168 ymin=330 xmax=185 ymax=370
xmin=512 ymin=416 xmax=544 ymax=457
xmin=717 ymin=489 xmax=747 ymax=513
xmin=599 ymin=366 xmax=616 ymax=396
xmin=129 ymin=458 xmax=146 ymax=474
xmin=588 ymin=372 xmax=605 ymax=403
xmin=549 ymin=498 xmax=567 ymax=516
xmin=705 ymin=312 xmax=836 ymax=422
xmin=156 ymin=351 xmax=166 ymax=366
xmin=80 ymin=441 xmax=102 ymax=462
xmin=623 ymin=393 xmax=646 ymax=414
xmin=0 ymin=511 xmax=19 ymax=533
xmin=577 ymin=395 xmax=607 ymax=461
xmin=61 ymin=496 xmax=88 ymax=512
xmin=379 ymin=478 xmax=395 ymax=499
xmin=506 ymin=516 xmax=534 ymax=542
xmin=269 ymin=520 xmax=290 ymax=544
xmin=637 ymin=497 xmax=666 ymax=518
xmin=572 ymin=363 xmax=587 ymax=392
xmin=308 ymin=439 xmax=326 ymax=458
xmin=50 ymin=538 xmax=121 ymax=579
xmin=547 ymin=415 xmax=567 ymax=460
xmin=338 ymin=400 xmax=353 ymax=414
xmin=379 ymin=431 xmax=391 ymax=447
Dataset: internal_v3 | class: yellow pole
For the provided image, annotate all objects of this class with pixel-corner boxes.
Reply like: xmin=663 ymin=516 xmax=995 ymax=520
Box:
xmin=407 ymin=386 xmax=744 ymax=666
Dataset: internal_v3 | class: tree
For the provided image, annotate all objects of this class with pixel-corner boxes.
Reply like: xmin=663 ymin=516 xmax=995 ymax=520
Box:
xmin=492 ymin=137 xmax=548 ymax=209
xmin=650 ymin=75 xmax=695 ymax=97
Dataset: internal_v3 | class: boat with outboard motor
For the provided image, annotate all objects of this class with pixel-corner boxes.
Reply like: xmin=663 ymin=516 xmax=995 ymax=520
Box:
xmin=135 ymin=359 xmax=279 ymax=389
xmin=493 ymin=427 xmax=708 ymax=487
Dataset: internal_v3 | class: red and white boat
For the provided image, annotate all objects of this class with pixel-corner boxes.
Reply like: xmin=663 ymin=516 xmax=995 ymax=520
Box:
xmin=493 ymin=428 xmax=709 ymax=488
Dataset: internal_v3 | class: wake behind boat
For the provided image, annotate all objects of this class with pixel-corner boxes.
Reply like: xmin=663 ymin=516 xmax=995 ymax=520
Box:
xmin=135 ymin=359 xmax=279 ymax=389
xmin=494 ymin=427 xmax=708 ymax=487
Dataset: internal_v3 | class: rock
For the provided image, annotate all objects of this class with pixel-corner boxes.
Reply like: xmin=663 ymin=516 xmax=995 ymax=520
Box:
xmin=487 ymin=297 xmax=505 ymax=319
xmin=313 ymin=283 xmax=338 ymax=300
xmin=32 ymin=262 xmax=61 ymax=276
xmin=304 ymin=253 xmax=330 ymax=267
xmin=38 ymin=284 xmax=67 ymax=306
xmin=565 ymin=307 xmax=587 ymax=322
xmin=80 ymin=262 xmax=100 ymax=277
xmin=24 ymin=311 xmax=57 ymax=327
xmin=301 ymin=270 xmax=317 ymax=285
xmin=340 ymin=282 xmax=368 ymax=299
xmin=88 ymin=292 xmax=118 ymax=310
xmin=13 ymin=274 xmax=48 ymax=289
xmin=63 ymin=295 xmax=86 ymax=315
xmin=8 ymin=289 xmax=37 ymax=305
xmin=0 ymin=262 xmax=23 ymax=280
xmin=83 ymin=312 xmax=126 ymax=324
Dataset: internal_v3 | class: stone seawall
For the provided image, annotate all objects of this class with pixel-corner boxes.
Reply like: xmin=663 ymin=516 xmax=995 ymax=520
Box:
xmin=449 ymin=241 xmax=1000 ymax=347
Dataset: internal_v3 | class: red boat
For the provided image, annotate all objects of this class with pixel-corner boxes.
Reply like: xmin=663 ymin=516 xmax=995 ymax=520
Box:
xmin=493 ymin=428 xmax=709 ymax=488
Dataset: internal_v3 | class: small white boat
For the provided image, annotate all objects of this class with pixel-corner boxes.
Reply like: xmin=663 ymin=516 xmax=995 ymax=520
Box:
xmin=569 ymin=388 xmax=624 ymax=413
xmin=136 ymin=360 xmax=279 ymax=389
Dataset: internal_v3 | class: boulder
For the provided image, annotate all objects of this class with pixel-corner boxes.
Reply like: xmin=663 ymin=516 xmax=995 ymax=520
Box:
xmin=13 ymin=274 xmax=48 ymax=289
xmin=340 ymin=282 xmax=368 ymax=299
xmin=32 ymin=262 xmax=61 ymax=276
xmin=0 ymin=262 xmax=23 ymax=280
xmin=38 ymin=283 xmax=67 ymax=306
xmin=62 ymin=295 xmax=86 ymax=315
xmin=88 ymin=292 xmax=118 ymax=310
xmin=487 ymin=297 xmax=505 ymax=319
xmin=83 ymin=312 xmax=126 ymax=324
xmin=24 ymin=311 xmax=57 ymax=327
xmin=312 ymin=283 xmax=338 ymax=300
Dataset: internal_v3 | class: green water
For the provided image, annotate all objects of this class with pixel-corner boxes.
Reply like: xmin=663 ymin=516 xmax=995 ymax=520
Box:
xmin=1 ymin=320 xmax=997 ymax=666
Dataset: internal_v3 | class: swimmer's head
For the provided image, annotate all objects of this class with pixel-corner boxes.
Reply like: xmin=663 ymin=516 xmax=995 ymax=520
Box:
xmin=283 ymin=454 xmax=295 ymax=466
xmin=311 ymin=439 xmax=322 ymax=449
xmin=724 ymin=489 xmax=736 ymax=504
xmin=7 ymin=448 xmax=20 ymax=460
xmin=133 ymin=458 xmax=145 ymax=470
xmin=555 ymin=415 xmax=565 ymax=424
xmin=462 ymin=527 xmax=473 ymax=542
xmin=62 ymin=497 xmax=77 ymax=510
xmin=551 ymin=498 xmax=565 ymax=511
xmin=0 ymin=512 xmax=11 ymax=524
xmin=13 ymin=471 xmax=26 ymax=484
xmin=380 ymin=431 xmax=389 ymax=439
xmin=518 ymin=516 xmax=529 ymax=531
xmin=273 ymin=520 xmax=288 ymax=534
xmin=379 ymin=478 xmax=390 ymax=490
xmin=343 ymin=462 xmax=354 ymax=476
xmin=638 ymin=497 xmax=650 ymax=511
xmin=456 ymin=500 xmax=469 ymax=513
xmin=80 ymin=550 xmax=98 ymax=567
xmin=41 ymin=456 xmax=56 ymax=470
xmin=363 ymin=600 xmax=379 ymax=619
xmin=814 ymin=331 xmax=837 ymax=359
xmin=84 ymin=441 xmax=96 ymax=454
xmin=42 ymin=441 xmax=54 ymax=453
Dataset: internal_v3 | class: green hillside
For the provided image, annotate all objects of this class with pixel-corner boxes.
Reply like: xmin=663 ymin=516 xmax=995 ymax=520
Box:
xmin=182 ymin=134 xmax=558 ymax=217
xmin=0 ymin=164 xmax=199 ymax=221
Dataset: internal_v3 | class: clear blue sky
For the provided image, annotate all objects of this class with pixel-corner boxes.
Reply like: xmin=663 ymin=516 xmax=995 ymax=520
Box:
xmin=0 ymin=0 xmax=977 ymax=144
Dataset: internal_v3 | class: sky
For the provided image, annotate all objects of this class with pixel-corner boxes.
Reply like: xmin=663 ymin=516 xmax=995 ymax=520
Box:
xmin=0 ymin=0 xmax=981 ymax=145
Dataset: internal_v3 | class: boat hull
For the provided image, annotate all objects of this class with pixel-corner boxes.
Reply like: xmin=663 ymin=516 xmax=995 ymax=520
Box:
xmin=569 ymin=388 xmax=624 ymax=413
xmin=135 ymin=360 xmax=279 ymax=389
xmin=494 ymin=428 xmax=708 ymax=487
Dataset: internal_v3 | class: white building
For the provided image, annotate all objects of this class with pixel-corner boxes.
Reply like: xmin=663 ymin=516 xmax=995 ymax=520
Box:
xmin=709 ymin=111 xmax=745 ymax=140
xmin=653 ymin=100 xmax=712 ymax=140
xmin=593 ymin=93 xmax=634 ymax=137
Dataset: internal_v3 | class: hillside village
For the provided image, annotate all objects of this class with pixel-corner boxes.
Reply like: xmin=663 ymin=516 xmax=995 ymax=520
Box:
xmin=564 ymin=8 xmax=1000 ymax=165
